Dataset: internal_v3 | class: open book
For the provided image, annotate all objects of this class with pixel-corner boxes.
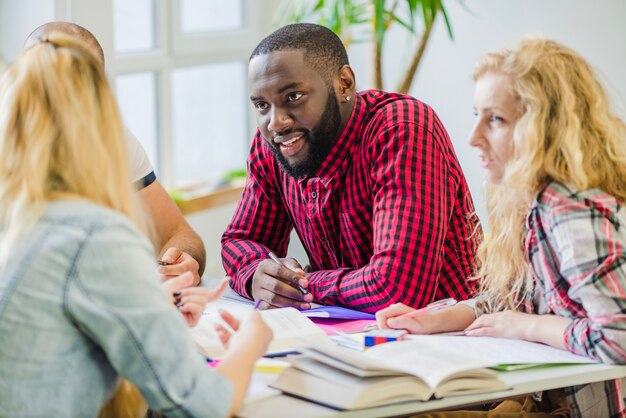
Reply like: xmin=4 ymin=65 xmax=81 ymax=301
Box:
xmin=271 ymin=335 xmax=596 ymax=410
xmin=190 ymin=307 xmax=330 ymax=358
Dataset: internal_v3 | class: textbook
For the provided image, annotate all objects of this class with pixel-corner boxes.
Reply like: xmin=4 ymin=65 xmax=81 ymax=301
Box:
xmin=190 ymin=307 xmax=330 ymax=358
xmin=270 ymin=335 xmax=596 ymax=410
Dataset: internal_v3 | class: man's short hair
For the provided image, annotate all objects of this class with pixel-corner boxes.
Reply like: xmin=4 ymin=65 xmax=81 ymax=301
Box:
xmin=25 ymin=22 xmax=105 ymax=66
xmin=250 ymin=23 xmax=349 ymax=79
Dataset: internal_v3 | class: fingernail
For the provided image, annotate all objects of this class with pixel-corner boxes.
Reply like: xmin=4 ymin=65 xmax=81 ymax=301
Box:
xmin=304 ymin=293 xmax=313 ymax=302
xmin=299 ymin=279 xmax=308 ymax=288
xmin=177 ymin=305 xmax=184 ymax=311
xmin=172 ymin=291 xmax=181 ymax=297
xmin=174 ymin=298 xmax=182 ymax=305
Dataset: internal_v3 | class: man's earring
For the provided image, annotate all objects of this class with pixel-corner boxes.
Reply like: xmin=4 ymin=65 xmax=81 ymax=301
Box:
xmin=345 ymin=96 xmax=351 ymax=102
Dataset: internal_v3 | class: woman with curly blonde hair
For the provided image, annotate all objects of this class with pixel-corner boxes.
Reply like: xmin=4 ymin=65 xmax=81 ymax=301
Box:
xmin=377 ymin=37 xmax=626 ymax=417
xmin=0 ymin=33 xmax=272 ymax=417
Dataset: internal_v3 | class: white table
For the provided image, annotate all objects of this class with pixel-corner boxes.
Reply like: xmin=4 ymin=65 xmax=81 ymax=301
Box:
xmin=238 ymin=363 xmax=626 ymax=418
xmin=199 ymin=280 xmax=626 ymax=418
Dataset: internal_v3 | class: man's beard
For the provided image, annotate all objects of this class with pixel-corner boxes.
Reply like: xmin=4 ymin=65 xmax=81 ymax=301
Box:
xmin=269 ymin=89 xmax=342 ymax=178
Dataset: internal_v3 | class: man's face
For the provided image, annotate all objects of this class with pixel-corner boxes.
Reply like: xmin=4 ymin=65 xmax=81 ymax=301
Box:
xmin=248 ymin=50 xmax=342 ymax=178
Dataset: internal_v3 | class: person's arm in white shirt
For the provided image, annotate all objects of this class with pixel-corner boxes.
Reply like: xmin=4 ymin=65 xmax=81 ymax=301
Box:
xmin=140 ymin=179 xmax=206 ymax=286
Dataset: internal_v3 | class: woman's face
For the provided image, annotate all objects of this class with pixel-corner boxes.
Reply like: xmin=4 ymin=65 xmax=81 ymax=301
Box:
xmin=469 ymin=72 xmax=521 ymax=184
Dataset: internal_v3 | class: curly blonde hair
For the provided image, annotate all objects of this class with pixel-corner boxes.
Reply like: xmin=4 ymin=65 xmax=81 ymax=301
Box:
xmin=0 ymin=33 xmax=146 ymax=265
xmin=473 ymin=37 xmax=626 ymax=311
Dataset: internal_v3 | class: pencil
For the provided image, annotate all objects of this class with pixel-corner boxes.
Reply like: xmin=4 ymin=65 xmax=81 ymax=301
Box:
xmin=268 ymin=251 xmax=309 ymax=295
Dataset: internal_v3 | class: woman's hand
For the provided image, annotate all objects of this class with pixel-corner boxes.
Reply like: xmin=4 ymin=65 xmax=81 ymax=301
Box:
xmin=162 ymin=274 xmax=229 ymax=327
xmin=464 ymin=311 xmax=570 ymax=349
xmin=215 ymin=309 xmax=273 ymax=357
xmin=214 ymin=310 xmax=273 ymax=417
xmin=376 ymin=303 xmax=432 ymax=334
xmin=376 ymin=303 xmax=476 ymax=335
xmin=464 ymin=310 xmax=536 ymax=339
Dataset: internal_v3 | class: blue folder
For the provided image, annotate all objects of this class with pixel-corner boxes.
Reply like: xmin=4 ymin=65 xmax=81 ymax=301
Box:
xmin=300 ymin=306 xmax=376 ymax=320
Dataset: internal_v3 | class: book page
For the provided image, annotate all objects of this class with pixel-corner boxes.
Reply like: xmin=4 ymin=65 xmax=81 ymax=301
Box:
xmin=366 ymin=336 xmax=595 ymax=389
xmin=191 ymin=307 xmax=329 ymax=358
xmin=260 ymin=307 xmax=330 ymax=352
xmin=403 ymin=335 xmax=595 ymax=365
xmin=189 ymin=316 xmax=226 ymax=358
xmin=298 ymin=342 xmax=497 ymax=400
xmin=363 ymin=340 xmax=492 ymax=389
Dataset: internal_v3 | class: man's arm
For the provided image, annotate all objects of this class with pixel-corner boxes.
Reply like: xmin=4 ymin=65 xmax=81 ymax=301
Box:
xmin=221 ymin=135 xmax=295 ymax=299
xmin=139 ymin=179 xmax=206 ymax=285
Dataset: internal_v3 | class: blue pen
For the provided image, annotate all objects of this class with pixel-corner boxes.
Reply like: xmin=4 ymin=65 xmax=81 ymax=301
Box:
xmin=268 ymin=251 xmax=309 ymax=295
xmin=253 ymin=299 xmax=262 ymax=310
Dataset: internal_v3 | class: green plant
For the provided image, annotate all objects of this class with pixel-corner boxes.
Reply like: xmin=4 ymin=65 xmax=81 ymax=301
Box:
xmin=277 ymin=0 xmax=461 ymax=93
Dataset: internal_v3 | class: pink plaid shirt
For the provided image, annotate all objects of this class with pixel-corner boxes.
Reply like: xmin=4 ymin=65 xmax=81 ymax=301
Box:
xmin=222 ymin=90 xmax=480 ymax=312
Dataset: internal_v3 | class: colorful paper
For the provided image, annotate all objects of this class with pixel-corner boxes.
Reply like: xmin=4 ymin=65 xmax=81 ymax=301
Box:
xmin=301 ymin=306 xmax=376 ymax=320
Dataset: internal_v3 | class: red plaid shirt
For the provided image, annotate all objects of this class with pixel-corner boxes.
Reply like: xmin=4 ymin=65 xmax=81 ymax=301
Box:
xmin=222 ymin=90 xmax=480 ymax=312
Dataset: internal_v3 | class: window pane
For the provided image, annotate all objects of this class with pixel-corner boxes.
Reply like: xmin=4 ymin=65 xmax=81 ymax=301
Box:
xmin=181 ymin=0 xmax=243 ymax=33
xmin=171 ymin=62 xmax=247 ymax=187
xmin=115 ymin=72 xmax=159 ymax=175
xmin=113 ymin=0 xmax=156 ymax=53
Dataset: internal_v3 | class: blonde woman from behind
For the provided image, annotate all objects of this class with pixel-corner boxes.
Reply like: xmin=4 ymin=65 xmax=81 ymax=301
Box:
xmin=0 ymin=33 xmax=272 ymax=418
xmin=377 ymin=37 xmax=626 ymax=417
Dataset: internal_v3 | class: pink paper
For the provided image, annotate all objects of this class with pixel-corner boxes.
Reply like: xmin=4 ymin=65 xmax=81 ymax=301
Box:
xmin=311 ymin=318 xmax=375 ymax=335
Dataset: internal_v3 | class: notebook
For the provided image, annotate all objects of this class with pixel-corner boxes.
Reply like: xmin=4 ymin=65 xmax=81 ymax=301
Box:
xmin=270 ymin=335 xmax=596 ymax=410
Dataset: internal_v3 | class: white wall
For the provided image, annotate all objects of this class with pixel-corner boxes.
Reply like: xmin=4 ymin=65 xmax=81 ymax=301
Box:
xmin=188 ymin=204 xmax=308 ymax=278
xmin=0 ymin=0 xmax=55 ymax=63
xmin=348 ymin=0 xmax=626 ymax=225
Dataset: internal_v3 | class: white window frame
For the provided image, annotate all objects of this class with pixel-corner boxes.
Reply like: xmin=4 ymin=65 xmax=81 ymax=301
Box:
xmin=54 ymin=0 xmax=279 ymax=188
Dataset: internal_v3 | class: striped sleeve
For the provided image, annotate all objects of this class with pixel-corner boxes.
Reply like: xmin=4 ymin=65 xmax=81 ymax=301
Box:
xmin=542 ymin=192 xmax=626 ymax=363
xmin=220 ymin=134 xmax=293 ymax=298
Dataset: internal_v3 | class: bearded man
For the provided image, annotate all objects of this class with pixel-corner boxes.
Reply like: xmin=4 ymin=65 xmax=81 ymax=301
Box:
xmin=221 ymin=23 xmax=480 ymax=312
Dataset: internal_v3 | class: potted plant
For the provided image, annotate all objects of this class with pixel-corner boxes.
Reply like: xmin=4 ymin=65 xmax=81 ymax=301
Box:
xmin=277 ymin=0 xmax=462 ymax=94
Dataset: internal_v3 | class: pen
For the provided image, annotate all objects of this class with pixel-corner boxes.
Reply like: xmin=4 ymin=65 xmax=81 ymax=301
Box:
xmin=268 ymin=251 xmax=309 ymax=295
xmin=401 ymin=297 xmax=457 ymax=319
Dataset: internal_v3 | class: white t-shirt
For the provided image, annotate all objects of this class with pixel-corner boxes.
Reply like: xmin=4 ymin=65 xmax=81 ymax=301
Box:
xmin=125 ymin=128 xmax=154 ymax=186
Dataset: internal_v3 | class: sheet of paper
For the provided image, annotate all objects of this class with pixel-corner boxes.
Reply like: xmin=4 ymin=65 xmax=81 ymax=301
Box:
xmin=260 ymin=308 xmax=328 ymax=343
xmin=310 ymin=318 xmax=375 ymax=335
xmin=245 ymin=371 xmax=282 ymax=404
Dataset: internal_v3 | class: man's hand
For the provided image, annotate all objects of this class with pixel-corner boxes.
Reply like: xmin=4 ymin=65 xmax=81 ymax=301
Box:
xmin=158 ymin=247 xmax=201 ymax=286
xmin=251 ymin=257 xmax=313 ymax=310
